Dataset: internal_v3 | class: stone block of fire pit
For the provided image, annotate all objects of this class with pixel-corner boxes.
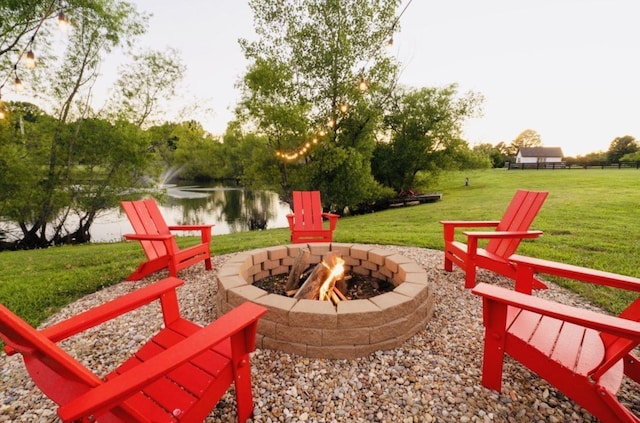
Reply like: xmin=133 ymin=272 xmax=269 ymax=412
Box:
xmin=216 ymin=243 xmax=434 ymax=359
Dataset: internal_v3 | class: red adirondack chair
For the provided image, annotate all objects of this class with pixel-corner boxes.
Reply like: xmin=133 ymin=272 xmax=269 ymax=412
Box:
xmin=440 ymin=189 xmax=548 ymax=289
xmin=0 ymin=277 xmax=267 ymax=422
xmin=287 ymin=191 xmax=339 ymax=243
xmin=121 ymin=199 xmax=213 ymax=280
xmin=472 ymin=256 xmax=640 ymax=423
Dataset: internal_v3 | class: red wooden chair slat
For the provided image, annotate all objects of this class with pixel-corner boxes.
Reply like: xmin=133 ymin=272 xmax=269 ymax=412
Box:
xmin=472 ymin=256 xmax=640 ymax=422
xmin=550 ymin=322 xmax=587 ymax=371
xmin=121 ymin=199 xmax=214 ymax=280
xmin=441 ymin=189 xmax=548 ymax=289
xmin=0 ymin=277 xmax=267 ymax=422
xmin=287 ymin=191 xmax=339 ymax=243
xmin=491 ymin=190 xmax=547 ymax=258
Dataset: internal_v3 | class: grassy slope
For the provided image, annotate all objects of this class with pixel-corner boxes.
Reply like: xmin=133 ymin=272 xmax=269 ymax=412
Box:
xmin=1 ymin=168 xmax=639 ymax=327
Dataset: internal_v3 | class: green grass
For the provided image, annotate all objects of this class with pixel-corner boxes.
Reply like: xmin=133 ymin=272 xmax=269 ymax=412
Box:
xmin=1 ymin=168 xmax=639 ymax=328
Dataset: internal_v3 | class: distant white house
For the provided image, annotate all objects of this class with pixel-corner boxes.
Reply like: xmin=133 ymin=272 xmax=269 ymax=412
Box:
xmin=515 ymin=147 xmax=564 ymax=165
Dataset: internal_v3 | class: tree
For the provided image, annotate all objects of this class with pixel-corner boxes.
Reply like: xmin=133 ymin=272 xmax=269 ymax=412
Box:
xmin=172 ymin=121 xmax=225 ymax=180
xmin=509 ymin=129 xmax=542 ymax=155
xmin=607 ymin=135 xmax=638 ymax=164
xmin=104 ymin=48 xmax=186 ymax=127
xmin=372 ymin=85 xmax=483 ymax=193
xmin=0 ymin=2 xmax=165 ymax=249
xmin=237 ymin=0 xmax=400 ymax=210
xmin=473 ymin=143 xmax=506 ymax=168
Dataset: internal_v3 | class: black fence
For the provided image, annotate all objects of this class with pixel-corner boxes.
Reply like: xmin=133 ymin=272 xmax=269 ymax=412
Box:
xmin=507 ymin=161 xmax=640 ymax=170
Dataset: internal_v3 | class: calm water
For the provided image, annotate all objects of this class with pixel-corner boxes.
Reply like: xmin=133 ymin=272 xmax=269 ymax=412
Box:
xmin=90 ymin=183 xmax=292 ymax=242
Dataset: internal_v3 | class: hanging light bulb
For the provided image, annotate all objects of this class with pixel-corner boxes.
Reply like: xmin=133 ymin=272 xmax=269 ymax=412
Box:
xmin=24 ymin=49 xmax=36 ymax=69
xmin=58 ymin=11 xmax=70 ymax=33
xmin=327 ymin=117 xmax=336 ymax=129
xmin=14 ymin=76 xmax=24 ymax=92
xmin=339 ymin=102 xmax=349 ymax=114
xmin=358 ymin=78 xmax=369 ymax=92
xmin=13 ymin=66 xmax=24 ymax=92
xmin=0 ymin=95 xmax=5 ymax=120
xmin=318 ymin=129 xmax=326 ymax=137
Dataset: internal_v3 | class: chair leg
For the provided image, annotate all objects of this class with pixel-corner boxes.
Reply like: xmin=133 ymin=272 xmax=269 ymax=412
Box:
xmin=465 ymin=266 xmax=477 ymax=289
xmin=444 ymin=252 xmax=453 ymax=272
xmin=481 ymin=300 xmax=507 ymax=392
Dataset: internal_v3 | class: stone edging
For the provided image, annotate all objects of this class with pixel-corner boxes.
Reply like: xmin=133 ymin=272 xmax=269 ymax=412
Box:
xmin=217 ymin=243 xmax=434 ymax=359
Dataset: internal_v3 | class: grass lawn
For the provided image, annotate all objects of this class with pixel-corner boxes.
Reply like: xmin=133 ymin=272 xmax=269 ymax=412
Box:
xmin=1 ymin=168 xmax=639 ymax=327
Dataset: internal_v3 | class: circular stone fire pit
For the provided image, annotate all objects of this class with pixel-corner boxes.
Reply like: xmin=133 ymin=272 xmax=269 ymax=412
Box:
xmin=216 ymin=243 xmax=434 ymax=359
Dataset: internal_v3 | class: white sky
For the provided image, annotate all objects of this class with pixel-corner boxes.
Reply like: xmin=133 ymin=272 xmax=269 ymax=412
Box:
xmin=94 ymin=0 xmax=640 ymax=157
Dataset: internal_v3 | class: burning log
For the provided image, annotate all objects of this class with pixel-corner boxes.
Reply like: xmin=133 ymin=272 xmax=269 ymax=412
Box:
xmin=293 ymin=252 xmax=345 ymax=302
xmin=285 ymin=248 xmax=310 ymax=292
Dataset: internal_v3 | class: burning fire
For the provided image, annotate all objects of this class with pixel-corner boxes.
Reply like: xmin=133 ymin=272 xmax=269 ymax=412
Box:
xmin=319 ymin=256 xmax=345 ymax=302
xmin=292 ymin=252 xmax=349 ymax=305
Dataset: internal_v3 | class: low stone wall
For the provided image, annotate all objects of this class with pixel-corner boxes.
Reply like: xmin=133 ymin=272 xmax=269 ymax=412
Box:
xmin=217 ymin=243 xmax=434 ymax=359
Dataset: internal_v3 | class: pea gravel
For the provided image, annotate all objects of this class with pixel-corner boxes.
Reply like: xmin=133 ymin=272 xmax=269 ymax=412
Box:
xmin=1 ymin=246 xmax=637 ymax=422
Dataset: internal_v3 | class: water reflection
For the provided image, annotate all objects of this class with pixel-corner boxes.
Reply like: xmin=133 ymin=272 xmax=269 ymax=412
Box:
xmin=90 ymin=183 xmax=292 ymax=242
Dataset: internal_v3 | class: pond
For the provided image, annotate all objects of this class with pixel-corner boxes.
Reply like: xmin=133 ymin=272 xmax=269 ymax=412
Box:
xmin=90 ymin=182 xmax=292 ymax=243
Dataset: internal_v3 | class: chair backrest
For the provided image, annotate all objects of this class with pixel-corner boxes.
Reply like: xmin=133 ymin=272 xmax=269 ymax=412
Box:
xmin=0 ymin=305 xmax=101 ymax=407
xmin=486 ymin=190 xmax=548 ymax=258
xmin=291 ymin=191 xmax=325 ymax=231
xmin=121 ymin=199 xmax=178 ymax=260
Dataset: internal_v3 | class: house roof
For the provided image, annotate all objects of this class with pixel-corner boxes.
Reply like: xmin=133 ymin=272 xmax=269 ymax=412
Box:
xmin=517 ymin=147 xmax=564 ymax=158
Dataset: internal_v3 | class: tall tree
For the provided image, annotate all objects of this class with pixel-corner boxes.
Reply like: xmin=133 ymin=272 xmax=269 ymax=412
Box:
xmin=237 ymin=0 xmax=400 ymax=210
xmin=607 ymin=135 xmax=638 ymax=164
xmin=104 ymin=48 xmax=186 ymax=127
xmin=0 ymin=1 xmax=156 ymax=249
xmin=509 ymin=129 xmax=542 ymax=155
xmin=372 ymin=85 xmax=483 ymax=192
xmin=473 ymin=143 xmax=506 ymax=168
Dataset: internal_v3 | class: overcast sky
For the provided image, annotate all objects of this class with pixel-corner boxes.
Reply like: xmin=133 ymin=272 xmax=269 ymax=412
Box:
xmin=95 ymin=0 xmax=640 ymax=157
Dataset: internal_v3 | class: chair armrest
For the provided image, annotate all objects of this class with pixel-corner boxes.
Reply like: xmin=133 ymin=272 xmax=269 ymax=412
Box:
xmin=464 ymin=230 xmax=543 ymax=240
xmin=464 ymin=231 xmax=543 ymax=260
xmin=286 ymin=214 xmax=294 ymax=229
xmin=167 ymin=224 xmax=213 ymax=232
xmin=472 ymin=283 xmax=640 ymax=339
xmin=509 ymin=255 xmax=640 ymax=293
xmin=38 ymin=278 xmax=185 ymax=344
xmin=168 ymin=225 xmax=213 ymax=243
xmin=440 ymin=220 xmax=501 ymax=228
xmin=441 ymin=221 xmax=500 ymax=242
xmin=322 ymin=213 xmax=340 ymax=231
xmin=57 ymin=302 xmax=267 ymax=422
xmin=123 ymin=233 xmax=173 ymax=241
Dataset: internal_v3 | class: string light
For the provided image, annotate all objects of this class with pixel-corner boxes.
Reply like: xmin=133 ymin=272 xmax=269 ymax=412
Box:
xmin=0 ymin=0 xmax=69 ymax=107
xmin=274 ymin=0 xmax=415 ymax=161
xmin=58 ymin=10 xmax=70 ymax=33
xmin=13 ymin=66 xmax=24 ymax=93
xmin=358 ymin=78 xmax=369 ymax=92
xmin=24 ymin=49 xmax=36 ymax=69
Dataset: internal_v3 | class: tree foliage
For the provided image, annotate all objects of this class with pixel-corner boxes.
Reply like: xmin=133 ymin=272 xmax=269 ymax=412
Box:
xmin=473 ymin=143 xmax=506 ymax=168
xmin=105 ymin=49 xmax=186 ymax=127
xmin=372 ymin=85 xmax=484 ymax=192
xmin=0 ymin=2 xmax=188 ymax=249
xmin=509 ymin=129 xmax=542 ymax=155
xmin=237 ymin=0 xmax=401 ymax=210
xmin=607 ymin=135 xmax=638 ymax=164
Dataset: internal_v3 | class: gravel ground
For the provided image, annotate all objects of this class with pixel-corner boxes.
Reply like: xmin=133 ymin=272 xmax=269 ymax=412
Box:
xmin=0 ymin=246 xmax=637 ymax=422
